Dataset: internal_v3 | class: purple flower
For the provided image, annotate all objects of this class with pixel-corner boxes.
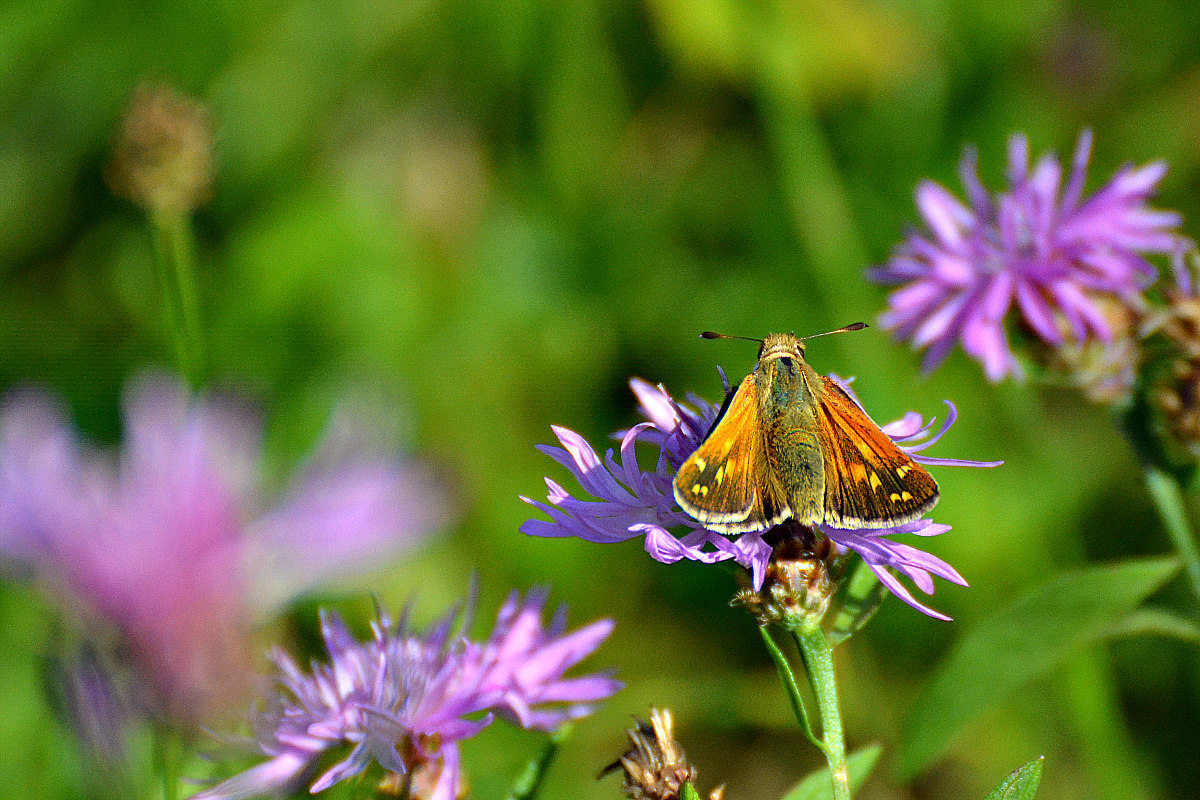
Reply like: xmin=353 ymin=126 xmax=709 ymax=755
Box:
xmin=521 ymin=377 xmax=1000 ymax=619
xmin=192 ymin=589 xmax=619 ymax=800
xmin=0 ymin=373 xmax=449 ymax=722
xmin=871 ymin=130 xmax=1192 ymax=381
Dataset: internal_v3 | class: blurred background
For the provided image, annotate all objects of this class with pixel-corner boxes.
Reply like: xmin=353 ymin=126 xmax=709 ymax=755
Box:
xmin=2 ymin=0 xmax=1199 ymax=798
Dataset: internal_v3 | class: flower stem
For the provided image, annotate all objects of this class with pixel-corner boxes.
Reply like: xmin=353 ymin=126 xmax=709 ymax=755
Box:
xmin=149 ymin=208 xmax=205 ymax=387
xmin=1144 ymin=466 xmax=1200 ymax=606
xmin=506 ymin=723 xmax=573 ymax=800
xmin=152 ymin=725 xmax=181 ymax=800
xmin=793 ymin=624 xmax=851 ymax=800
xmin=759 ymin=625 xmax=827 ymax=756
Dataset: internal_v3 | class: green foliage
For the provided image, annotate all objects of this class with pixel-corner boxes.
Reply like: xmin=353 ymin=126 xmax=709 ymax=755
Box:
xmin=780 ymin=744 xmax=882 ymax=800
xmin=4 ymin=1 xmax=1200 ymax=799
xmin=982 ymin=757 xmax=1045 ymax=800
xmin=900 ymin=557 xmax=1181 ymax=778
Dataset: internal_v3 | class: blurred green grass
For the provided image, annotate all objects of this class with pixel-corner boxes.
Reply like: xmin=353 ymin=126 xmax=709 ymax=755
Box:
xmin=3 ymin=1 xmax=1200 ymax=798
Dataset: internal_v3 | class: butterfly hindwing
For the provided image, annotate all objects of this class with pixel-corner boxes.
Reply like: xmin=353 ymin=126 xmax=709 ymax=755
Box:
xmin=814 ymin=376 xmax=938 ymax=528
xmin=673 ymin=375 xmax=791 ymax=534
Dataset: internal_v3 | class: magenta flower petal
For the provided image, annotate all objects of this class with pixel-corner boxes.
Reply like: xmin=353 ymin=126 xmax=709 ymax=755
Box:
xmin=194 ymin=589 xmax=617 ymax=799
xmin=0 ymin=372 xmax=447 ymax=723
xmin=525 ymin=378 xmax=999 ymax=617
xmin=873 ymin=130 xmax=1192 ymax=381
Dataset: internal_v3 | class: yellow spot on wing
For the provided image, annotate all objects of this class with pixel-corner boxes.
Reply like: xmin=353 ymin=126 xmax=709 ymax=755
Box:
xmin=896 ymin=465 xmax=911 ymax=477
xmin=889 ymin=492 xmax=901 ymax=502
xmin=715 ymin=465 xmax=725 ymax=484
xmin=869 ymin=472 xmax=883 ymax=490
xmin=900 ymin=491 xmax=913 ymax=502
xmin=694 ymin=457 xmax=707 ymax=471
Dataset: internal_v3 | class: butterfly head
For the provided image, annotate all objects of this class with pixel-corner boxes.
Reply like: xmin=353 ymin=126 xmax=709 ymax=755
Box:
xmin=759 ymin=333 xmax=806 ymax=363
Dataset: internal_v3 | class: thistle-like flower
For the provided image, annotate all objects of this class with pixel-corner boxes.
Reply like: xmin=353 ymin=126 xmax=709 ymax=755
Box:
xmin=522 ymin=376 xmax=999 ymax=619
xmin=192 ymin=590 xmax=620 ymax=800
xmin=871 ymin=130 xmax=1191 ymax=381
xmin=0 ymin=373 xmax=448 ymax=723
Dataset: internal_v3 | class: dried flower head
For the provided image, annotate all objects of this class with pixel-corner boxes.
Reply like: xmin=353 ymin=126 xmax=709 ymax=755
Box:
xmin=872 ymin=130 xmax=1191 ymax=381
xmin=523 ymin=375 xmax=999 ymax=620
xmin=106 ymin=82 xmax=215 ymax=214
xmin=606 ymin=709 xmax=700 ymax=800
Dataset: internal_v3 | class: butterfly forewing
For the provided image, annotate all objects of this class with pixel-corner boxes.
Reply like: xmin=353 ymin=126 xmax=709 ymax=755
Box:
xmin=814 ymin=376 xmax=938 ymax=528
xmin=673 ymin=376 xmax=791 ymax=534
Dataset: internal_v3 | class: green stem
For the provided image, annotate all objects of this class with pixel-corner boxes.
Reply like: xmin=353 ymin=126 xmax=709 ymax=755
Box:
xmin=1144 ymin=466 xmax=1200 ymax=606
xmin=149 ymin=209 xmax=205 ymax=387
xmin=793 ymin=624 xmax=851 ymax=800
xmin=152 ymin=726 xmax=180 ymax=800
xmin=759 ymin=625 xmax=827 ymax=755
xmin=506 ymin=723 xmax=573 ymax=800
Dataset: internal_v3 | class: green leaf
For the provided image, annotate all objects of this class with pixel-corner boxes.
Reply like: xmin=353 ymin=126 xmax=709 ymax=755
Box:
xmin=780 ymin=744 xmax=883 ymax=800
xmin=681 ymin=783 xmax=703 ymax=800
xmin=826 ymin=558 xmax=888 ymax=646
xmin=506 ymin=723 xmax=573 ymax=800
xmin=1101 ymin=606 xmax=1200 ymax=644
xmin=982 ymin=756 xmax=1044 ymax=800
xmin=899 ymin=557 xmax=1180 ymax=778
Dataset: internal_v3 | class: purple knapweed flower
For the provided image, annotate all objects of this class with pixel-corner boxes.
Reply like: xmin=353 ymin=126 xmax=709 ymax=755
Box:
xmin=0 ymin=372 xmax=448 ymax=723
xmin=521 ymin=376 xmax=1000 ymax=619
xmin=871 ymin=130 xmax=1192 ymax=381
xmin=192 ymin=589 xmax=619 ymax=800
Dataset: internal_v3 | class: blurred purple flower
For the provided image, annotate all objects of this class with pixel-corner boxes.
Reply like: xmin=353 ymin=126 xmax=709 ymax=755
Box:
xmin=871 ymin=130 xmax=1191 ymax=381
xmin=0 ymin=373 xmax=448 ymax=722
xmin=192 ymin=589 xmax=619 ymax=800
xmin=522 ymin=377 xmax=1000 ymax=619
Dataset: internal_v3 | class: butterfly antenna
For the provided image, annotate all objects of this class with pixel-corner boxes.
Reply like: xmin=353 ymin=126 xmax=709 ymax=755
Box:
xmin=699 ymin=331 xmax=764 ymax=343
xmin=798 ymin=322 xmax=868 ymax=341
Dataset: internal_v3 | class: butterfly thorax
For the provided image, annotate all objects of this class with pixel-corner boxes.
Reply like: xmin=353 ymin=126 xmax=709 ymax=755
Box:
xmin=755 ymin=334 xmax=813 ymax=425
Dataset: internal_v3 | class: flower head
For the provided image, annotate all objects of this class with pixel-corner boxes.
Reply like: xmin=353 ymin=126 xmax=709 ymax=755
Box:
xmin=522 ymin=375 xmax=999 ymax=619
xmin=106 ymin=82 xmax=215 ymax=214
xmin=192 ymin=589 xmax=619 ymax=800
xmin=0 ymin=373 xmax=448 ymax=722
xmin=606 ymin=708 xmax=701 ymax=800
xmin=872 ymin=130 xmax=1191 ymax=381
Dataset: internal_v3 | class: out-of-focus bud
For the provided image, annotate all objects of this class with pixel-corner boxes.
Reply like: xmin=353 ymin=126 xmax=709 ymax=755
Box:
xmin=1034 ymin=297 xmax=1139 ymax=405
xmin=1142 ymin=287 xmax=1200 ymax=452
xmin=106 ymin=82 xmax=214 ymax=214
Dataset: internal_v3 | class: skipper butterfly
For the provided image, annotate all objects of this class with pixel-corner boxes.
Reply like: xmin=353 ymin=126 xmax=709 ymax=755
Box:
xmin=672 ymin=326 xmax=938 ymax=533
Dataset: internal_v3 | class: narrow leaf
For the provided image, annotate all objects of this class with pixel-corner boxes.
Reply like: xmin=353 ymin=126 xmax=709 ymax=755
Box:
xmin=781 ymin=744 xmax=882 ymax=800
xmin=1101 ymin=606 xmax=1200 ymax=644
xmin=982 ymin=756 xmax=1044 ymax=800
xmin=899 ymin=557 xmax=1180 ymax=777
xmin=680 ymin=784 xmax=703 ymax=800
xmin=507 ymin=723 xmax=573 ymax=800
xmin=827 ymin=558 xmax=888 ymax=646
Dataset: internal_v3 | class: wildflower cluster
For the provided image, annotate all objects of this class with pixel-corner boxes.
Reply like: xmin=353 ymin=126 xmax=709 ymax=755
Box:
xmin=523 ymin=375 xmax=999 ymax=620
xmin=193 ymin=589 xmax=620 ymax=800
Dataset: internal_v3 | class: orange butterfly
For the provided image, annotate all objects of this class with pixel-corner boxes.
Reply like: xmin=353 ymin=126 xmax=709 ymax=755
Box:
xmin=672 ymin=328 xmax=938 ymax=534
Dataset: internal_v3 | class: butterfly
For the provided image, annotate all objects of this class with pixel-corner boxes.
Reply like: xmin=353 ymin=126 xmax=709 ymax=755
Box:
xmin=672 ymin=327 xmax=938 ymax=533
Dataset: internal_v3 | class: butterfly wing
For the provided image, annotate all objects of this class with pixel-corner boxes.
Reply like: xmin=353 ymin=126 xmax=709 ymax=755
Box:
xmin=673 ymin=375 xmax=791 ymax=534
xmin=813 ymin=376 xmax=938 ymax=529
